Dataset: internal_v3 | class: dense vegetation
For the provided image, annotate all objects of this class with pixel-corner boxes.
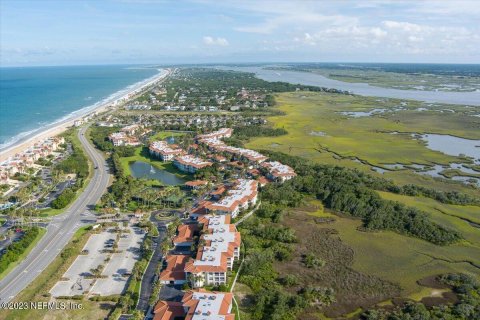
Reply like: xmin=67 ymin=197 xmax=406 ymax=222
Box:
xmin=239 ymin=213 xmax=312 ymax=319
xmin=232 ymin=125 xmax=288 ymax=140
xmin=164 ymin=68 xmax=349 ymax=106
xmin=89 ymin=126 xmax=117 ymax=151
xmin=105 ymin=151 xmax=140 ymax=208
xmin=362 ymin=274 xmax=480 ymax=320
xmin=49 ymin=130 xmax=90 ymax=210
xmin=51 ymin=188 xmax=76 ymax=209
xmin=259 ymin=150 xmax=461 ymax=245
xmin=264 ymin=149 xmax=480 ymax=206
xmin=0 ymin=227 xmax=40 ymax=274
xmin=221 ymin=125 xmax=288 ymax=149
xmin=55 ymin=140 xmax=89 ymax=180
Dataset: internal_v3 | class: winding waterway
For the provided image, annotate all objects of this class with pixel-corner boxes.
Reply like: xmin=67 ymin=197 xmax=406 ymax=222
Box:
xmin=219 ymin=66 xmax=480 ymax=106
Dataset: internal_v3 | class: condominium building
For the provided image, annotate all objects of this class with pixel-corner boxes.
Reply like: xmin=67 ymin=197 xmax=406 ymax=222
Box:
xmin=206 ymin=179 xmax=258 ymax=217
xmin=153 ymin=289 xmax=234 ymax=320
xmin=149 ymin=141 xmax=184 ymax=161
xmin=196 ymin=128 xmax=233 ymax=141
xmin=198 ymin=130 xmax=268 ymax=164
xmin=261 ymin=161 xmax=297 ymax=182
xmin=120 ymin=123 xmax=141 ymax=135
xmin=108 ymin=132 xmax=140 ymax=147
xmin=174 ymin=155 xmax=213 ymax=173
xmin=184 ymin=215 xmax=241 ymax=288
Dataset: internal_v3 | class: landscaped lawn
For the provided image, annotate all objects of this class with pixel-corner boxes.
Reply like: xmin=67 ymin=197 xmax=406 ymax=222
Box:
xmin=118 ymin=146 xmax=191 ymax=181
xmin=148 ymin=130 xmax=185 ymax=142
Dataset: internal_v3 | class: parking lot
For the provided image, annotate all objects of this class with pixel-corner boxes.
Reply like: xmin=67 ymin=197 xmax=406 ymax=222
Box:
xmin=50 ymin=225 xmax=145 ymax=297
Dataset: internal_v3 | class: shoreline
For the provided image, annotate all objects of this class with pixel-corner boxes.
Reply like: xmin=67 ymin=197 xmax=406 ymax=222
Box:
xmin=0 ymin=68 xmax=171 ymax=162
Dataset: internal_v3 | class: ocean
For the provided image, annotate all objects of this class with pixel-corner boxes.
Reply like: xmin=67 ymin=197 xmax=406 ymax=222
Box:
xmin=0 ymin=65 xmax=159 ymax=149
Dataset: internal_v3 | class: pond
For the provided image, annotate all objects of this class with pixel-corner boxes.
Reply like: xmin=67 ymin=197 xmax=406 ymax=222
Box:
xmin=129 ymin=161 xmax=185 ymax=185
xmin=339 ymin=108 xmax=388 ymax=118
xmin=419 ymin=134 xmax=480 ymax=163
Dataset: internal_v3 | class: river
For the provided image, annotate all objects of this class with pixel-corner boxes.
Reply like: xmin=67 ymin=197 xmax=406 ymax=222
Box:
xmin=219 ymin=66 xmax=480 ymax=106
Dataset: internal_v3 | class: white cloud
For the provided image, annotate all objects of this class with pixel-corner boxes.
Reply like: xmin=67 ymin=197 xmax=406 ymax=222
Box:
xmin=203 ymin=36 xmax=229 ymax=46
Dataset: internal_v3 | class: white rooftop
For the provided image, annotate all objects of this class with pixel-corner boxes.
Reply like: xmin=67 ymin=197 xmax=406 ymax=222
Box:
xmin=191 ymin=291 xmax=229 ymax=320
xmin=193 ymin=215 xmax=236 ymax=268
xmin=175 ymin=155 xmax=211 ymax=167
xmin=210 ymin=179 xmax=257 ymax=211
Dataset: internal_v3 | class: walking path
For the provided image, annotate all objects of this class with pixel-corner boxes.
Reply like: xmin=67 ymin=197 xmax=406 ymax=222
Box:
xmin=234 ymin=201 xmax=261 ymax=227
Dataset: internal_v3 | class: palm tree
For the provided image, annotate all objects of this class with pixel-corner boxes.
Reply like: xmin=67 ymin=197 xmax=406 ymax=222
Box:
xmin=6 ymin=228 xmax=15 ymax=242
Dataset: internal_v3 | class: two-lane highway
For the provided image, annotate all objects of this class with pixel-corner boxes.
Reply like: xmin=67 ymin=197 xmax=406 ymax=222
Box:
xmin=0 ymin=126 xmax=111 ymax=302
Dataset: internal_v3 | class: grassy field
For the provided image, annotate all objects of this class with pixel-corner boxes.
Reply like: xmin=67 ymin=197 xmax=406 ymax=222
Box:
xmin=0 ymin=227 xmax=46 ymax=281
xmin=148 ymin=130 xmax=185 ymax=141
xmin=324 ymin=204 xmax=480 ymax=297
xmin=240 ymin=92 xmax=480 ymax=317
xmin=246 ymin=91 xmax=480 ymax=195
xmin=118 ymin=146 xmax=191 ymax=181
xmin=276 ymin=199 xmax=480 ymax=317
xmin=3 ymin=226 xmax=116 ymax=320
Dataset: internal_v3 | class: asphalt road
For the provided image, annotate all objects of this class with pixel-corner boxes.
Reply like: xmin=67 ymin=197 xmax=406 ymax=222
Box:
xmin=136 ymin=232 xmax=164 ymax=312
xmin=0 ymin=126 xmax=111 ymax=303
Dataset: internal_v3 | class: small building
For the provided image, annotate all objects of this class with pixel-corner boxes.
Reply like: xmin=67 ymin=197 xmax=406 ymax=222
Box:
xmin=159 ymin=254 xmax=190 ymax=285
xmin=184 ymin=180 xmax=208 ymax=190
xmin=173 ymin=224 xmax=200 ymax=246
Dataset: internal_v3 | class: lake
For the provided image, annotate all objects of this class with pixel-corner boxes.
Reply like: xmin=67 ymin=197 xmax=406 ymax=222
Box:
xmin=218 ymin=66 xmax=480 ymax=106
xmin=129 ymin=161 xmax=185 ymax=185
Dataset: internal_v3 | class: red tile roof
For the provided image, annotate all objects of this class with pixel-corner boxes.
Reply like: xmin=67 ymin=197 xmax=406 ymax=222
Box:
xmin=159 ymin=254 xmax=190 ymax=282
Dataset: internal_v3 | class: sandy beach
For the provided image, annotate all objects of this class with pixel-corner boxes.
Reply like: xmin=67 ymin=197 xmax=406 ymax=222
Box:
xmin=0 ymin=68 xmax=171 ymax=162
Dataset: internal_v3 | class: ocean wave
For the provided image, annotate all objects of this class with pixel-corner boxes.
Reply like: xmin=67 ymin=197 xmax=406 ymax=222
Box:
xmin=0 ymin=69 xmax=166 ymax=152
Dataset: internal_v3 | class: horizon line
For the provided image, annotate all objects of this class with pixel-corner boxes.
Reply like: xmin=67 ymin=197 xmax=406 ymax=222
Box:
xmin=2 ymin=61 xmax=480 ymax=68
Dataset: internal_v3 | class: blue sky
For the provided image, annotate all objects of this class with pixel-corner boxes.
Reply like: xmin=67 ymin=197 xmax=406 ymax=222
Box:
xmin=1 ymin=0 xmax=479 ymax=66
